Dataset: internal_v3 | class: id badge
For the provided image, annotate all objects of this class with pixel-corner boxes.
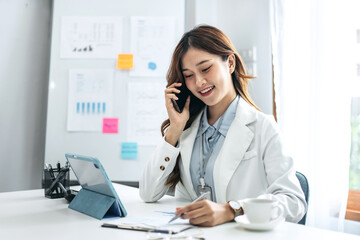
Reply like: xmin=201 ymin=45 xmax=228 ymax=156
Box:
xmin=197 ymin=185 xmax=212 ymax=201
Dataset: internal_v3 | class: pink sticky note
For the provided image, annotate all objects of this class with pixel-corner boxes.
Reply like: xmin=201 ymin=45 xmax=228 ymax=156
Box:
xmin=102 ymin=118 xmax=118 ymax=134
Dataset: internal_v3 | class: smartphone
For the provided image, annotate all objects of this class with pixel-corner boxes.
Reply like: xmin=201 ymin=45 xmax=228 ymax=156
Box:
xmin=171 ymin=84 xmax=190 ymax=113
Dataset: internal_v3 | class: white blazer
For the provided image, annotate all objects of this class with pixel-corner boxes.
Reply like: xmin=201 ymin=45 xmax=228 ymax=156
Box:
xmin=139 ymin=98 xmax=307 ymax=223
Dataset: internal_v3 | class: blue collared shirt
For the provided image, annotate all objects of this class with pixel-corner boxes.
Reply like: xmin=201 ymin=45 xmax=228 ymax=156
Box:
xmin=190 ymin=95 xmax=239 ymax=202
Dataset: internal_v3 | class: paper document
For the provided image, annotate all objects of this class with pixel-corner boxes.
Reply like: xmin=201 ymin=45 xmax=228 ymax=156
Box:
xmin=130 ymin=16 xmax=176 ymax=77
xmin=105 ymin=210 xmax=192 ymax=233
xmin=60 ymin=16 xmax=123 ymax=59
xmin=126 ymin=81 xmax=167 ymax=145
xmin=67 ymin=69 xmax=114 ymax=132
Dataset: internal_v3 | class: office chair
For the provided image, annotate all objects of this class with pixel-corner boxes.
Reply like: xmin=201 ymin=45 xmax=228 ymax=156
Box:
xmin=296 ymin=171 xmax=309 ymax=225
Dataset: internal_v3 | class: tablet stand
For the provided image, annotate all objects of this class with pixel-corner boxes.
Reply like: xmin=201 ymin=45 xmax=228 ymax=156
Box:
xmin=69 ymin=188 xmax=121 ymax=220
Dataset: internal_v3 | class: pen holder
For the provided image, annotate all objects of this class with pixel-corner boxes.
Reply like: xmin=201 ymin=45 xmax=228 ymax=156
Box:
xmin=43 ymin=166 xmax=70 ymax=199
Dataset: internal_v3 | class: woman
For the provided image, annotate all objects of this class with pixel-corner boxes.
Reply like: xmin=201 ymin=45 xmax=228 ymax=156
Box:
xmin=139 ymin=25 xmax=306 ymax=227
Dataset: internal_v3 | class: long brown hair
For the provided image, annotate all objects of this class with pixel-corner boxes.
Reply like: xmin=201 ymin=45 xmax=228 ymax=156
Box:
xmin=162 ymin=25 xmax=259 ymax=190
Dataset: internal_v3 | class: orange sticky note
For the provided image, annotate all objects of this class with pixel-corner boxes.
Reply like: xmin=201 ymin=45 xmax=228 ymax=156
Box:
xmin=117 ymin=54 xmax=133 ymax=69
xmin=102 ymin=118 xmax=118 ymax=134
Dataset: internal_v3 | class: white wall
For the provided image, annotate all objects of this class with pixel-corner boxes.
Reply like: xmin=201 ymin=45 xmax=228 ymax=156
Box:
xmin=0 ymin=0 xmax=52 ymax=192
xmin=189 ymin=0 xmax=273 ymax=114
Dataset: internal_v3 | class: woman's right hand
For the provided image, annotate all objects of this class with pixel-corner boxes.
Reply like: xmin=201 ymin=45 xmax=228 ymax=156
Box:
xmin=164 ymin=82 xmax=190 ymax=146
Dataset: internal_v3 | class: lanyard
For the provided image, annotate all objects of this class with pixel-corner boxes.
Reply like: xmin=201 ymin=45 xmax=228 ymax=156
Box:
xmin=199 ymin=113 xmax=224 ymax=188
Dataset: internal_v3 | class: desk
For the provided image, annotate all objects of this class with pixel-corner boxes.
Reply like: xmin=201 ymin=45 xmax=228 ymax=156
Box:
xmin=0 ymin=184 xmax=359 ymax=240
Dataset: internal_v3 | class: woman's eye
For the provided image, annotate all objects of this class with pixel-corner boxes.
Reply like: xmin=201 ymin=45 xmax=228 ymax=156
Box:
xmin=202 ymin=66 xmax=212 ymax=72
xmin=184 ymin=74 xmax=193 ymax=78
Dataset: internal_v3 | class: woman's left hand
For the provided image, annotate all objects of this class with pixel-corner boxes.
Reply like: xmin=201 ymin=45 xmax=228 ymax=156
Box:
xmin=174 ymin=200 xmax=234 ymax=227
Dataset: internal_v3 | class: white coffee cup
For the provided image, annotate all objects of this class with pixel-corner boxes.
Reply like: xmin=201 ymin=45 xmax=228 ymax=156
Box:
xmin=243 ymin=198 xmax=284 ymax=224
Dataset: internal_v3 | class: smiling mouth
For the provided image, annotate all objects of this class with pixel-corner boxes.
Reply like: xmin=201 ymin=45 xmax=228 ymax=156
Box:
xmin=199 ymin=86 xmax=215 ymax=96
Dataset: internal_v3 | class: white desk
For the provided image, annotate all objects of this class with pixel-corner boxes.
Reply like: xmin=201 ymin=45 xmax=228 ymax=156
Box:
xmin=0 ymin=184 xmax=359 ymax=240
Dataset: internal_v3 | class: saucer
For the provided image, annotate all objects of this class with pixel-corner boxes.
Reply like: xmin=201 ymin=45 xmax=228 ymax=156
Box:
xmin=235 ymin=215 xmax=285 ymax=231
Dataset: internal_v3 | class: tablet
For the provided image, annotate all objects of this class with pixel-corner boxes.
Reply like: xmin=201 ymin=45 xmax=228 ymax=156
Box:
xmin=65 ymin=153 xmax=127 ymax=218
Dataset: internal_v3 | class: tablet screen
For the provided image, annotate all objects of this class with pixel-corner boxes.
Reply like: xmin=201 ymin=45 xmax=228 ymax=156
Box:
xmin=67 ymin=155 xmax=114 ymax=197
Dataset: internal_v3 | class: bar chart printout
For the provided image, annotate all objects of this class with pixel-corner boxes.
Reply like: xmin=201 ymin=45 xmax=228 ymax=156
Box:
xmin=67 ymin=69 xmax=114 ymax=132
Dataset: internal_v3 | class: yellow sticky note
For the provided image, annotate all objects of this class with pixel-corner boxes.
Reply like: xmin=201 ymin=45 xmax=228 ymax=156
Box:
xmin=117 ymin=54 xmax=133 ymax=69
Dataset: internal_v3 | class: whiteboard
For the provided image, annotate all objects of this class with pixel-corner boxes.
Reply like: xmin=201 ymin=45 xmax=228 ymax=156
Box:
xmin=45 ymin=0 xmax=185 ymax=181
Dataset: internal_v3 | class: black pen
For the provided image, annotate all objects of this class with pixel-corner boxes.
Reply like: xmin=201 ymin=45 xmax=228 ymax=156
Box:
xmin=47 ymin=164 xmax=59 ymax=194
xmin=48 ymin=164 xmax=55 ymax=179
xmin=57 ymin=182 xmax=69 ymax=197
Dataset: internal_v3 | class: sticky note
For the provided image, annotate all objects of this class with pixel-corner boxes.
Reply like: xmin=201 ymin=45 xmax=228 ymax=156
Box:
xmin=117 ymin=54 xmax=133 ymax=69
xmin=102 ymin=118 xmax=118 ymax=134
xmin=121 ymin=142 xmax=138 ymax=159
xmin=148 ymin=61 xmax=157 ymax=70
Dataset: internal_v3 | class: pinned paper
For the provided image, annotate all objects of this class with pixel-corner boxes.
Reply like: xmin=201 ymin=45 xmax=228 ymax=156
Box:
xmin=102 ymin=118 xmax=118 ymax=134
xmin=60 ymin=17 xmax=123 ymax=59
xmin=121 ymin=142 xmax=138 ymax=159
xmin=67 ymin=69 xmax=114 ymax=132
xmin=117 ymin=54 xmax=133 ymax=69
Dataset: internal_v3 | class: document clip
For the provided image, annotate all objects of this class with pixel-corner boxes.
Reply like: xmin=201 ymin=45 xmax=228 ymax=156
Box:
xmin=68 ymin=188 xmax=122 ymax=220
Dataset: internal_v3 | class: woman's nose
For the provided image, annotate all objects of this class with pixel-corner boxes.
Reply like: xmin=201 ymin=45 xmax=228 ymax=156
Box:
xmin=195 ymin=75 xmax=206 ymax=87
